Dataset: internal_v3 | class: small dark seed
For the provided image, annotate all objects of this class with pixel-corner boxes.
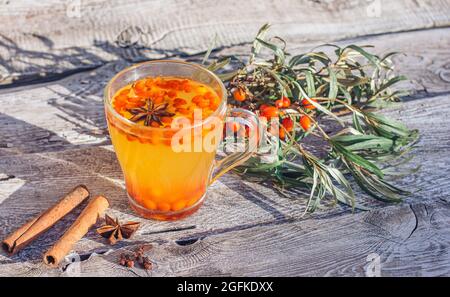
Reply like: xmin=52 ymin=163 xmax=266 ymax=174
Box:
xmin=119 ymin=253 xmax=127 ymax=266
xmin=143 ymin=261 xmax=152 ymax=270
xmin=126 ymin=260 xmax=134 ymax=268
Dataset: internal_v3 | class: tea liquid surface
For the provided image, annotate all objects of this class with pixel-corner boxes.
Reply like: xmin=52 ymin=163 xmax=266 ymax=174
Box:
xmin=108 ymin=76 xmax=223 ymax=218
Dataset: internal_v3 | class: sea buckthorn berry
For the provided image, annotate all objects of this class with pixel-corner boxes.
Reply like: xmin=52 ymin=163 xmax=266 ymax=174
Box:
xmin=279 ymin=127 xmax=286 ymax=140
xmin=113 ymin=103 xmax=125 ymax=112
xmin=167 ymin=90 xmax=177 ymax=98
xmin=261 ymin=106 xmax=279 ymax=119
xmin=204 ymin=92 xmax=215 ymax=100
xmin=137 ymin=136 xmax=147 ymax=144
xmin=176 ymin=108 xmax=190 ymax=115
xmin=161 ymin=117 xmax=173 ymax=125
xmin=119 ymin=89 xmax=131 ymax=97
xmin=133 ymin=80 xmax=148 ymax=96
xmin=281 ymin=117 xmax=294 ymax=132
xmin=125 ymin=101 xmax=141 ymax=109
xmin=209 ymin=98 xmax=219 ymax=110
xmin=163 ymin=130 xmax=175 ymax=139
xmin=192 ymin=95 xmax=203 ymax=104
xmin=197 ymin=99 xmax=210 ymax=108
xmin=282 ymin=96 xmax=291 ymax=108
xmin=259 ymin=104 xmax=270 ymax=113
xmin=154 ymin=77 xmax=162 ymax=85
xmin=172 ymin=200 xmax=187 ymax=211
xmin=173 ymin=98 xmax=187 ymax=106
xmin=127 ymin=97 xmax=142 ymax=105
xmin=114 ymin=95 xmax=127 ymax=105
xmin=275 ymin=99 xmax=284 ymax=109
xmin=142 ymin=199 xmax=156 ymax=210
xmin=159 ymin=81 xmax=170 ymax=89
xmin=232 ymin=88 xmax=246 ymax=102
xmin=300 ymin=116 xmax=311 ymax=131
xmin=183 ymin=84 xmax=192 ymax=92
xmin=301 ymin=98 xmax=318 ymax=110
xmin=126 ymin=134 xmax=138 ymax=142
xmin=157 ymin=202 xmax=171 ymax=212
xmin=153 ymin=96 xmax=164 ymax=104
xmin=167 ymin=80 xmax=177 ymax=88
xmin=144 ymin=78 xmax=154 ymax=88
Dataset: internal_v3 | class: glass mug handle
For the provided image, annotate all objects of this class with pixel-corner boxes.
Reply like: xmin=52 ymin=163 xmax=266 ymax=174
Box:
xmin=209 ymin=108 xmax=259 ymax=184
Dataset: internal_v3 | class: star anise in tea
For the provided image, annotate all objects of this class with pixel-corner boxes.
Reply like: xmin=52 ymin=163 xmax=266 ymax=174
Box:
xmin=127 ymin=99 xmax=174 ymax=127
xmin=96 ymin=214 xmax=140 ymax=245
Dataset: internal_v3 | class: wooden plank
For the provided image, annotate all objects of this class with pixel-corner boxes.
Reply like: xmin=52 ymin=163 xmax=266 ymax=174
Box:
xmin=0 ymin=2 xmax=449 ymax=276
xmin=158 ymin=200 xmax=450 ymax=277
xmin=0 ymin=28 xmax=449 ymax=156
xmin=0 ymin=144 xmax=311 ymax=249
xmin=147 ymin=201 xmax=450 ymax=277
xmin=1 ymin=0 xmax=449 ymax=85
xmin=0 ymin=199 xmax=448 ymax=276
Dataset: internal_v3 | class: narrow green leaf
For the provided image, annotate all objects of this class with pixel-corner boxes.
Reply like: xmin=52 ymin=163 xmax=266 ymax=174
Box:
xmin=369 ymin=75 xmax=408 ymax=101
xmin=289 ymin=79 xmax=343 ymax=124
xmin=328 ymin=67 xmax=338 ymax=100
xmin=249 ymin=23 xmax=271 ymax=63
xmin=352 ymin=113 xmax=364 ymax=133
xmin=255 ymin=38 xmax=286 ymax=65
xmin=332 ymin=141 xmax=384 ymax=178
xmin=304 ymin=70 xmax=316 ymax=97
xmin=344 ymin=45 xmax=381 ymax=68
xmin=207 ymin=57 xmax=231 ymax=72
xmin=202 ymin=34 xmax=218 ymax=65
xmin=217 ymin=70 xmax=240 ymax=81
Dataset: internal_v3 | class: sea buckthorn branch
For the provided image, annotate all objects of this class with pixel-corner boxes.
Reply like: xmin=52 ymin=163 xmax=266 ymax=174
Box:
xmin=204 ymin=23 xmax=419 ymax=212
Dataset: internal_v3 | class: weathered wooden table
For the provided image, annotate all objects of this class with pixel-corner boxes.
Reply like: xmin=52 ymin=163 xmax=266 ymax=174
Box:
xmin=0 ymin=0 xmax=449 ymax=276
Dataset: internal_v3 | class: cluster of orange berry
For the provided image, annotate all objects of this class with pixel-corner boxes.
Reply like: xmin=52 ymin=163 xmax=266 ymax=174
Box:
xmin=232 ymin=88 xmax=317 ymax=140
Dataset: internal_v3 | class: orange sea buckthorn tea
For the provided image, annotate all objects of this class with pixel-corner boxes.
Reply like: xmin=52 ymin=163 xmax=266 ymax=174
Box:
xmin=104 ymin=61 xmax=258 ymax=220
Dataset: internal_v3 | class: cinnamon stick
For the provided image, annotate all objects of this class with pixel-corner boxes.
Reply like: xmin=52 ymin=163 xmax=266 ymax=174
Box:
xmin=44 ymin=195 xmax=109 ymax=267
xmin=2 ymin=185 xmax=90 ymax=255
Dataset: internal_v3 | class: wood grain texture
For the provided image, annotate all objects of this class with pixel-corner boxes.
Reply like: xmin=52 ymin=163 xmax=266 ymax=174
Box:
xmin=0 ymin=28 xmax=449 ymax=156
xmin=0 ymin=200 xmax=448 ymax=276
xmin=0 ymin=0 xmax=449 ymax=277
xmin=0 ymin=91 xmax=449 ymax=275
xmin=0 ymin=0 xmax=449 ymax=85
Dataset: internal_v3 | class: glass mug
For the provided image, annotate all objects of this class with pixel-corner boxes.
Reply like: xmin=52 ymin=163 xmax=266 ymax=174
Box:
xmin=104 ymin=60 xmax=258 ymax=220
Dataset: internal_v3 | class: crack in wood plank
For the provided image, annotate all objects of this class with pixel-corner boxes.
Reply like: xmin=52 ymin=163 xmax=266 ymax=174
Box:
xmin=0 ymin=174 xmax=15 ymax=182
xmin=174 ymin=217 xmax=297 ymax=245
xmin=406 ymin=204 xmax=419 ymax=240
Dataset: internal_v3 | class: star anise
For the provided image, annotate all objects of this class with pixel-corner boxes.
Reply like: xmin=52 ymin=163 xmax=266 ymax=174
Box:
xmin=127 ymin=99 xmax=174 ymax=126
xmin=96 ymin=214 xmax=140 ymax=245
